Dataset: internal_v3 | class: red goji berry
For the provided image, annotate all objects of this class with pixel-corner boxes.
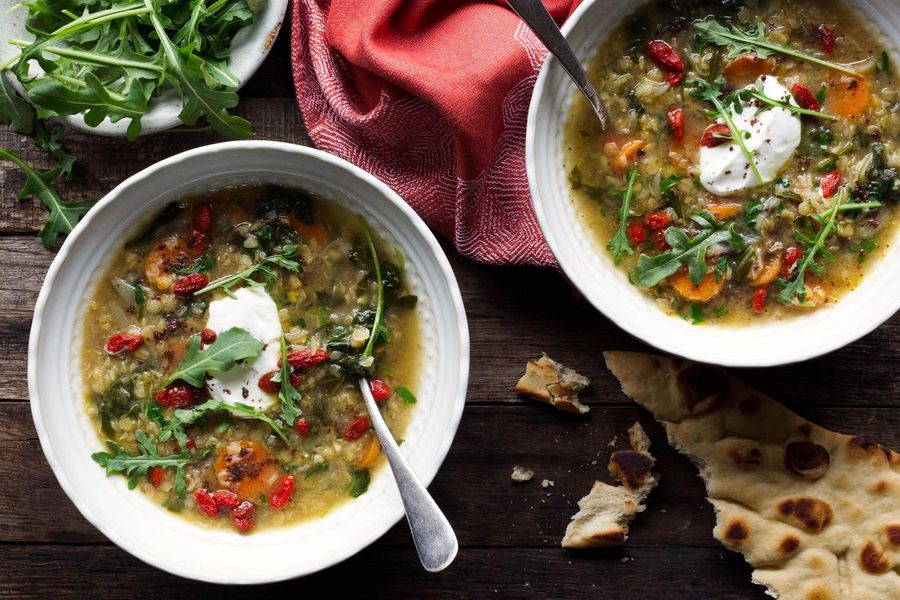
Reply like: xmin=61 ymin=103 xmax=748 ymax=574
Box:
xmin=751 ymin=287 xmax=768 ymax=313
xmin=148 ymin=466 xmax=164 ymax=487
xmin=105 ymin=333 xmax=144 ymax=355
xmin=212 ymin=489 xmax=241 ymax=509
xmin=188 ymin=229 xmax=209 ymax=252
xmin=369 ymin=379 xmax=392 ymax=403
xmin=666 ymin=107 xmax=685 ymax=143
xmin=283 ymin=348 xmax=328 ymax=370
xmin=295 ymin=417 xmax=311 ymax=438
xmin=231 ymin=501 xmax=256 ymax=532
xmin=652 ymin=229 xmax=670 ymax=251
xmin=156 ymin=383 xmax=201 ymax=408
xmin=172 ymin=273 xmax=209 ymax=296
xmin=194 ymin=488 xmax=219 ymax=517
xmin=200 ymin=328 xmax=217 ymax=344
xmin=268 ymin=475 xmax=295 ymax=509
xmin=820 ymin=170 xmax=841 ymax=198
xmin=782 ymin=247 xmax=804 ymax=280
xmin=192 ymin=202 xmax=213 ymax=233
xmin=664 ymin=70 xmax=684 ymax=86
xmin=644 ymin=212 xmax=670 ymax=231
xmin=289 ymin=371 xmax=303 ymax=388
xmin=258 ymin=371 xmax=281 ymax=394
xmin=700 ymin=124 xmax=732 ymax=147
xmin=646 ymin=40 xmax=685 ymax=73
xmin=343 ymin=416 xmax=369 ymax=441
xmin=625 ymin=220 xmax=646 ymax=245
xmin=790 ymin=83 xmax=820 ymax=112
xmin=186 ymin=438 xmax=196 ymax=450
xmin=816 ymin=24 xmax=836 ymax=53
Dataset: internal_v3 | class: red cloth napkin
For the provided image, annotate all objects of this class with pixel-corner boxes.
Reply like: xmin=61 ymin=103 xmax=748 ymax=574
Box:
xmin=290 ymin=0 xmax=581 ymax=266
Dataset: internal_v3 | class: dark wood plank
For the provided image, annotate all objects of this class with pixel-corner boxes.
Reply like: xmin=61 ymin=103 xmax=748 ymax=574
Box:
xmin=3 ymin=235 xmax=898 ymax=407
xmin=0 ymin=544 xmax=757 ymax=600
xmin=3 ymin=400 xmax=897 ymax=547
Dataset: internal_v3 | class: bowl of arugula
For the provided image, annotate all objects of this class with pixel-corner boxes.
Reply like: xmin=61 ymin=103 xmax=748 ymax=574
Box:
xmin=0 ymin=0 xmax=288 ymax=138
xmin=28 ymin=141 xmax=470 ymax=582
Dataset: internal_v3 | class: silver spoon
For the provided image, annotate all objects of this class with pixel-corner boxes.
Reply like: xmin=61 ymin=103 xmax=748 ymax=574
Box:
xmin=506 ymin=0 xmax=611 ymax=130
xmin=358 ymin=378 xmax=458 ymax=572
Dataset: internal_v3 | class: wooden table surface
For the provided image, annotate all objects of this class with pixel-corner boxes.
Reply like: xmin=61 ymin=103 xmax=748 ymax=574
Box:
xmin=1 ymin=30 xmax=898 ymax=600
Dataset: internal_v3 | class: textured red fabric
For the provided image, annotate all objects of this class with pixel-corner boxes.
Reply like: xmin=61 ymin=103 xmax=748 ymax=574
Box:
xmin=290 ymin=0 xmax=581 ymax=266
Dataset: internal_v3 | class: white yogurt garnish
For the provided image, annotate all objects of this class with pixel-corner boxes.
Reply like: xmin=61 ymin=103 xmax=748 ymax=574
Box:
xmin=700 ymin=76 xmax=801 ymax=196
xmin=205 ymin=286 xmax=282 ymax=413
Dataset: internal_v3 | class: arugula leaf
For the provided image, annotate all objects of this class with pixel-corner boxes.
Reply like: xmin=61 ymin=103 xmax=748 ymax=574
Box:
xmin=0 ymin=148 xmax=95 ymax=249
xmin=659 ymin=175 xmax=683 ymax=195
xmin=0 ymin=74 xmax=35 ymax=134
xmin=737 ymin=80 xmax=837 ymax=121
xmin=174 ymin=252 xmax=216 ymax=275
xmin=193 ymin=245 xmax=300 ymax=296
xmin=607 ymin=167 xmax=639 ymax=265
xmin=694 ymin=20 xmax=857 ymax=75
xmin=271 ymin=337 xmax=302 ymax=426
xmin=347 ymin=467 xmax=370 ymax=497
xmin=631 ymin=212 xmax=744 ymax=288
xmin=776 ymin=189 xmax=847 ymax=305
xmin=164 ymin=327 xmax=263 ymax=387
xmin=395 ymin=386 xmax=417 ymax=404
xmin=92 ymin=430 xmax=195 ymax=496
xmin=157 ymin=397 xmax=288 ymax=447
xmin=361 ymin=221 xmax=386 ymax=359
xmin=689 ymin=78 xmax=764 ymax=186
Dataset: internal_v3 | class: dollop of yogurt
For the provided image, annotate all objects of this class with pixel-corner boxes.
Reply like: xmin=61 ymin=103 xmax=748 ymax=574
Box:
xmin=205 ymin=286 xmax=282 ymax=413
xmin=699 ymin=76 xmax=801 ymax=196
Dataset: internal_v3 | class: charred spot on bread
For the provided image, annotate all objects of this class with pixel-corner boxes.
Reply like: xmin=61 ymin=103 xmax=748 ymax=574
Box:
xmin=676 ymin=363 xmax=728 ymax=415
xmin=779 ymin=535 xmax=801 ymax=555
xmin=724 ymin=520 xmax=749 ymax=546
xmin=847 ymin=436 xmax=892 ymax=464
xmin=784 ymin=441 xmax=830 ymax=480
xmin=609 ymin=450 xmax=654 ymax=490
xmin=777 ymin=497 xmax=833 ymax=532
xmin=860 ymin=541 xmax=891 ymax=574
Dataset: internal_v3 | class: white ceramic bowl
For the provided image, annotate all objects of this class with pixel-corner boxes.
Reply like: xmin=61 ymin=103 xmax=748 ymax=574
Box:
xmin=527 ymin=0 xmax=900 ymax=367
xmin=28 ymin=141 xmax=469 ymax=583
xmin=0 ymin=0 xmax=288 ymax=136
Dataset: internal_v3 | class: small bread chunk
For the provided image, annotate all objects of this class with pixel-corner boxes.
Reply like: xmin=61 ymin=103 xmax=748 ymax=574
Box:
xmin=511 ymin=465 xmax=534 ymax=483
xmin=562 ymin=423 xmax=659 ymax=548
xmin=605 ymin=352 xmax=900 ymax=600
xmin=515 ymin=354 xmax=590 ymax=414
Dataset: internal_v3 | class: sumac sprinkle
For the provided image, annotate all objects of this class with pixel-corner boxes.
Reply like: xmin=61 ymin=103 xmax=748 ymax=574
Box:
xmin=105 ymin=333 xmax=144 ymax=355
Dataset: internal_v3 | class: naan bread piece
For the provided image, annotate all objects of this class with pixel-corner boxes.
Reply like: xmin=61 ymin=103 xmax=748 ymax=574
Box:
xmin=562 ymin=423 xmax=659 ymax=548
xmin=516 ymin=354 xmax=590 ymax=414
xmin=604 ymin=351 xmax=900 ymax=600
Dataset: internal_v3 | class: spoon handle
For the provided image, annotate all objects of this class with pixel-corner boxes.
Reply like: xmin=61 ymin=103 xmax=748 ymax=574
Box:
xmin=358 ymin=379 xmax=458 ymax=572
xmin=506 ymin=0 xmax=610 ymax=129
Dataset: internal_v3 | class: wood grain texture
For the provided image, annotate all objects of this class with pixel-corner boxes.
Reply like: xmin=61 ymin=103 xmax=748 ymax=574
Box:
xmin=1 ymin=23 xmax=898 ymax=600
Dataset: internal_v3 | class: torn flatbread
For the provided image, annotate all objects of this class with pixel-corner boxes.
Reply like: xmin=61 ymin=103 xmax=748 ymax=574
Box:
xmin=604 ymin=351 xmax=900 ymax=600
xmin=562 ymin=423 xmax=659 ymax=548
xmin=516 ymin=354 xmax=590 ymax=414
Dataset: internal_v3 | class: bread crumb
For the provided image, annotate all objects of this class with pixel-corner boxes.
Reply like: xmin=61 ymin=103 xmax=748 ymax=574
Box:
xmin=541 ymin=479 xmax=555 ymax=488
xmin=515 ymin=354 xmax=590 ymax=414
xmin=511 ymin=465 xmax=534 ymax=483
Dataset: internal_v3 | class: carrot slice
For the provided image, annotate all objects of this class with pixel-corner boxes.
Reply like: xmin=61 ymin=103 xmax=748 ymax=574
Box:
xmin=827 ymin=75 xmax=871 ymax=118
xmin=295 ymin=221 xmax=327 ymax=246
xmin=723 ymin=53 xmax=775 ymax=84
xmin=671 ymin=267 xmax=725 ymax=303
xmin=615 ymin=140 xmax=646 ymax=171
xmin=214 ymin=440 xmax=280 ymax=500
xmin=144 ymin=235 xmax=185 ymax=289
xmin=355 ymin=435 xmax=381 ymax=468
xmin=747 ymin=254 xmax=782 ymax=286
xmin=705 ymin=203 xmax=742 ymax=221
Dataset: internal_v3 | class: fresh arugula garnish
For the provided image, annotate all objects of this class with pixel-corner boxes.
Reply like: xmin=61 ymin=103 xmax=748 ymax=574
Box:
xmin=193 ymin=245 xmax=300 ymax=296
xmin=157 ymin=398 xmax=289 ymax=447
xmin=7 ymin=0 xmax=256 ymax=138
xmin=92 ymin=430 xmax=195 ymax=496
xmin=776 ymin=188 xmax=847 ymax=305
xmin=689 ymin=78 xmax=764 ymax=186
xmin=0 ymin=148 xmax=95 ymax=249
xmin=694 ymin=20 xmax=857 ymax=75
xmin=631 ymin=211 xmax=744 ymax=288
xmin=163 ymin=327 xmax=263 ymax=388
xmin=607 ymin=167 xmax=639 ymax=265
xmin=395 ymin=386 xmax=417 ymax=404
xmin=735 ymin=80 xmax=837 ymax=121
xmin=174 ymin=252 xmax=216 ymax=275
xmin=271 ymin=337 xmax=302 ymax=426
xmin=347 ymin=467 xmax=370 ymax=497
xmin=361 ymin=221 xmax=389 ymax=360
xmin=659 ymin=175 xmax=684 ymax=194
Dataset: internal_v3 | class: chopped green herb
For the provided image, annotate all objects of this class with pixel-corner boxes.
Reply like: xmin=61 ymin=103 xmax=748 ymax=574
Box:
xmin=347 ymin=467 xmax=370 ymax=497
xmin=607 ymin=167 xmax=640 ymax=265
xmin=193 ymin=245 xmax=300 ymax=296
xmin=395 ymin=386 xmax=417 ymax=404
xmin=271 ymin=336 xmax=302 ymax=426
xmin=306 ymin=462 xmax=329 ymax=478
xmin=92 ymin=430 xmax=195 ymax=496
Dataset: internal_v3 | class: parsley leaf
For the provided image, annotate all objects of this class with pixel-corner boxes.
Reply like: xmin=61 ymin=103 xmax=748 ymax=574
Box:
xmin=92 ymin=430 xmax=195 ymax=496
xmin=0 ymin=148 xmax=95 ymax=249
xmin=607 ymin=167 xmax=639 ymax=265
xmin=694 ymin=20 xmax=857 ymax=75
xmin=163 ymin=327 xmax=263 ymax=388
xmin=631 ymin=211 xmax=744 ymax=288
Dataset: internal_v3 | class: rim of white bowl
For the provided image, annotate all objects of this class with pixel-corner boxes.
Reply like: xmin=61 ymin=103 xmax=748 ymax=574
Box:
xmin=28 ymin=141 xmax=470 ymax=583
xmin=0 ymin=0 xmax=288 ymax=136
xmin=527 ymin=0 xmax=900 ymax=367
